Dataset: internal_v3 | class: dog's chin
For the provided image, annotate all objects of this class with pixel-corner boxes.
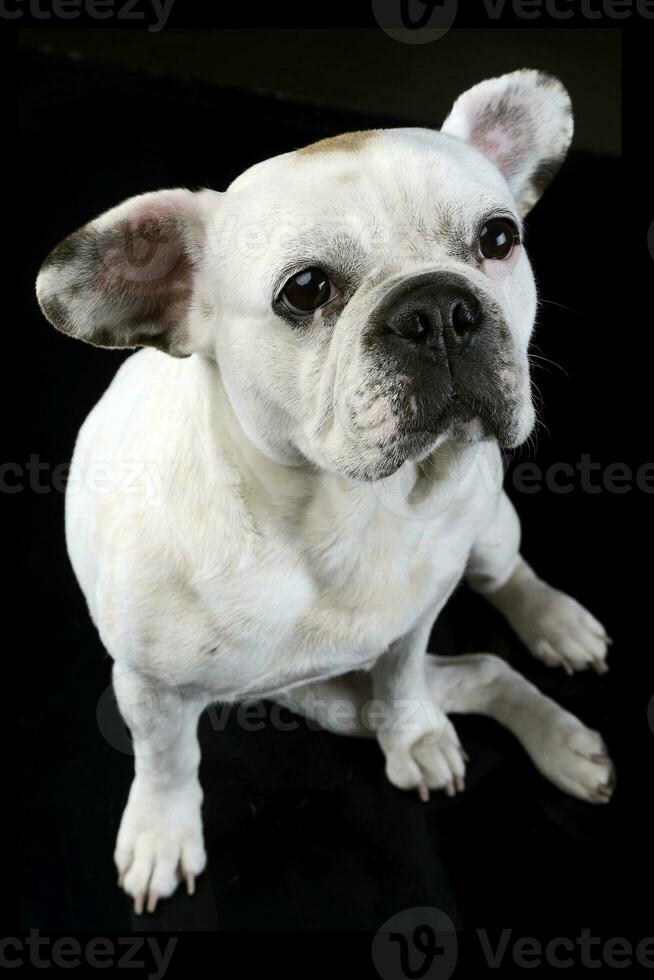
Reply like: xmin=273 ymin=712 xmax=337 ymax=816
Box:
xmin=341 ymin=401 xmax=530 ymax=483
xmin=340 ymin=423 xmax=474 ymax=484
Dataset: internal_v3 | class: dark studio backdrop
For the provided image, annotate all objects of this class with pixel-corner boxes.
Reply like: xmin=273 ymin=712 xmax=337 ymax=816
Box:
xmin=17 ymin=20 xmax=653 ymax=973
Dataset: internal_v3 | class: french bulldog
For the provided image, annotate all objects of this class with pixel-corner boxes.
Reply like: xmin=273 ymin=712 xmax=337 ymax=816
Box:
xmin=36 ymin=69 xmax=615 ymax=915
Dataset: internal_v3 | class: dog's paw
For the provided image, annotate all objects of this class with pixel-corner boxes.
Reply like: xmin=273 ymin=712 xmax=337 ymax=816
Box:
xmin=114 ymin=778 xmax=206 ymax=914
xmin=382 ymin=716 xmax=467 ymax=801
xmin=530 ymin=718 xmax=616 ymax=804
xmin=515 ymin=585 xmax=611 ymax=675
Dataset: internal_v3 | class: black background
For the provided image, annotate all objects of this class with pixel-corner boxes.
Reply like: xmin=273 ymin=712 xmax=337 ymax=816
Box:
xmin=16 ymin=13 xmax=654 ymax=977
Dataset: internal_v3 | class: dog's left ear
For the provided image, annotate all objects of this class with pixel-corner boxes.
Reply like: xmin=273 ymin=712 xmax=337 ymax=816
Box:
xmin=36 ymin=188 xmax=220 ymax=358
xmin=441 ymin=69 xmax=573 ymax=216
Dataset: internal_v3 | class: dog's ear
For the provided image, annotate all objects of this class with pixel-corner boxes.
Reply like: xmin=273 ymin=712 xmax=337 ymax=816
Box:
xmin=441 ymin=69 xmax=573 ymax=216
xmin=36 ymin=188 xmax=218 ymax=358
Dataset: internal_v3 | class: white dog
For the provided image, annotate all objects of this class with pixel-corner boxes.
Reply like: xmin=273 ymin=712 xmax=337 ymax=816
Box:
xmin=37 ymin=69 xmax=615 ymax=915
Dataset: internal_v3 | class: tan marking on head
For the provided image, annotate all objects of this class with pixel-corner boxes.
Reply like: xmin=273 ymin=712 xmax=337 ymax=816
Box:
xmin=297 ymin=130 xmax=380 ymax=156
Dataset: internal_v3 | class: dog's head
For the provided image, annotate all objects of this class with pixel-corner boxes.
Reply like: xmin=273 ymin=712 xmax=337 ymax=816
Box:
xmin=37 ymin=69 xmax=572 ymax=481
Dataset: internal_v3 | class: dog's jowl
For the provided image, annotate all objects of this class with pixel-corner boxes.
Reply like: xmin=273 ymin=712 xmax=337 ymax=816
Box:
xmin=36 ymin=69 xmax=615 ymax=914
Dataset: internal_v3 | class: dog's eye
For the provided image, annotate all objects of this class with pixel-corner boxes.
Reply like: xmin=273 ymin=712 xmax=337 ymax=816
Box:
xmin=279 ymin=267 xmax=332 ymax=316
xmin=479 ymin=218 xmax=520 ymax=260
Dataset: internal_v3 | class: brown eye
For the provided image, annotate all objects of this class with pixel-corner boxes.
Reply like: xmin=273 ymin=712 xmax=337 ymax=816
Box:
xmin=479 ymin=218 xmax=520 ymax=260
xmin=280 ymin=267 xmax=332 ymax=316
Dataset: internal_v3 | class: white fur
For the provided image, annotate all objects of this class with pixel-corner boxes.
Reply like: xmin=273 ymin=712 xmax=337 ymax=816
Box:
xmin=37 ymin=71 xmax=613 ymax=914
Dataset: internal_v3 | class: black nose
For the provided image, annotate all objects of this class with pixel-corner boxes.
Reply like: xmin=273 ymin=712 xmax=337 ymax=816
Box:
xmin=380 ymin=275 xmax=484 ymax=354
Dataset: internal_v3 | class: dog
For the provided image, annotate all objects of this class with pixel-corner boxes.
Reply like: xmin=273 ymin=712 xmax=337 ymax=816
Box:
xmin=36 ymin=69 xmax=615 ymax=915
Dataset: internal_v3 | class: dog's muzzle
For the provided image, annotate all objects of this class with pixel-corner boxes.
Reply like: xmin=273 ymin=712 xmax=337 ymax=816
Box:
xmin=362 ymin=270 xmax=521 ymax=452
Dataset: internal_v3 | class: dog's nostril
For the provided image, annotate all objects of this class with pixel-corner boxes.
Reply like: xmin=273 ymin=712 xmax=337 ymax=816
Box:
xmin=387 ymin=310 xmax=432 ymax=343
xmin=451 ymin=300 xmax=481 ymax=336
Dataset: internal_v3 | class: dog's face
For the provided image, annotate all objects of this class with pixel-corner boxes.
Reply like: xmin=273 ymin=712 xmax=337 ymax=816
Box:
xmin=215 ymin=124 xmax=539 ymax=481
xmin=37 ymin=70 xmax=573 ymax=482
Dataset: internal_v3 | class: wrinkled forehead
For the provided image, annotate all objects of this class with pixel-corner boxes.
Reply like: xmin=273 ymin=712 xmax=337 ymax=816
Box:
xmin=220 ymin=129 xmax=518 ymax=289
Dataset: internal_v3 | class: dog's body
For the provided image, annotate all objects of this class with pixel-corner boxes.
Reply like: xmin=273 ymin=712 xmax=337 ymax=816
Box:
xmin=68 ymin=347 xmax=502 ymax=698
xmin=38 ymin=70 xmax=615 ymax=915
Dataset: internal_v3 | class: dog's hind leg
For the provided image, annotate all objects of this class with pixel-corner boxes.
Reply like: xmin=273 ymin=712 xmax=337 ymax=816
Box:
xmin=279 ymin=654 xmax=615 ymax=804
xmin=280 ymin=618 xmax=468 ymax=803
xmin=426 ymin=653 xmax=615 ymax=804
xmin=276 ymin=671 xmax=377 ymax=739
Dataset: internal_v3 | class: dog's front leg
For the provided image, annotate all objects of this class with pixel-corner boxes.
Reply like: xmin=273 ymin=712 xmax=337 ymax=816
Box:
xmin=467 ymin=491 xmax=611 ymax=675
xmin=112 ymin=665 xmax=210 ymax=914
xmin=369 ymin=615 xmax=466 ymax=800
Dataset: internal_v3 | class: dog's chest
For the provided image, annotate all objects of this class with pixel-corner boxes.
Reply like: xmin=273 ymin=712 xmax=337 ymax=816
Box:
xmin=295 ymin=515 xmax=463 ymax=647
xmin=194 ymin=479 xmax=489 ymax=697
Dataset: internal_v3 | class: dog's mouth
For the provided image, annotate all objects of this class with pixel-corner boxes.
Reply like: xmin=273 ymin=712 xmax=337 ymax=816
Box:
xmin=352 ymin=386 xmax=522 ymax=482
xmin=402 ymin=383 xmax=519 ymax=444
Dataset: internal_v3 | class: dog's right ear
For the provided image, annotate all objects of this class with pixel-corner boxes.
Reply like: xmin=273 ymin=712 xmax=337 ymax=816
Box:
xmin=36 ymin=188 xmax=219 ymax=358
xmin=441 ymin=70 xmax=573 ymax=217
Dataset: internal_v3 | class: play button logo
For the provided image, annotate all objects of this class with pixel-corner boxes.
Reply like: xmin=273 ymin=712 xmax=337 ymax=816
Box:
xmin=372 ymin=0 xmax=458 ymax=43
xmin=372 ymin=906 xmax=458 ymax=980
